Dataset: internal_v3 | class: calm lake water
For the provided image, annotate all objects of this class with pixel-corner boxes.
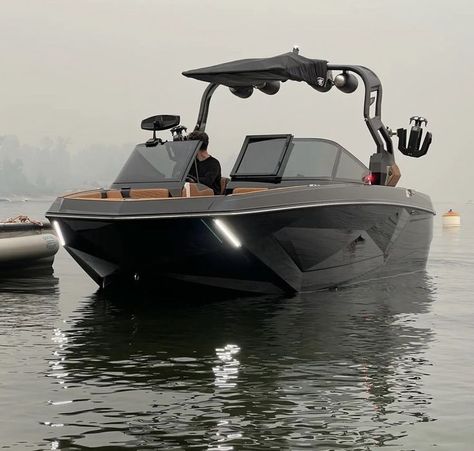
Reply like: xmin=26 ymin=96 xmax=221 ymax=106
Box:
xmin=0 ymin=200 xmax=473 ymax=450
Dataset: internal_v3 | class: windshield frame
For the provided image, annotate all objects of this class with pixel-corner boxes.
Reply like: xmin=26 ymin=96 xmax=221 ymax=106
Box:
xmin=230 ymin=134 xmax=293 ymax=182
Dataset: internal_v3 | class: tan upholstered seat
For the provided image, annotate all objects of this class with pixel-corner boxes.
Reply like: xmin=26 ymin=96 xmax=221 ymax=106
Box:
xmin=232 ymin=187 xmax=269 ymax=195
xmin=182 ymin=182 xmax=214 ymax=197
xmin=129 ymin=188 xmax=170 ymax=199
xmin=107 ymin=190 xmax=123 ymax=199
xmin=66 ymin=190 xmax=103 ymax=199
xmin=66 ymin=188 xmax=170 ymax=200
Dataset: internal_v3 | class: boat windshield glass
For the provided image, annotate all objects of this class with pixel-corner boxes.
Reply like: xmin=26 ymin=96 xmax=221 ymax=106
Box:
xmin=114 ymin=141 xmax=199 ymax=184
xmin=283 ymin=139 xmax=338 ymax=178
xmin=335 ymin=150 xmax=369 ymax=180
xmin=282 ymin=138 xmax=368 ymax=181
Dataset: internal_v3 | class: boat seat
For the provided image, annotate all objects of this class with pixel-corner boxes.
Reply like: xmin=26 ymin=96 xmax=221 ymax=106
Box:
xmin=232 ymin=187 xmax=269 ymax=195
xmin=182 ymin=182 xmax=214 ymax=197
xmin=68 ymin=191 xmax=102 ymax=199
xmin=66 ymin=190 xmax=107 ymax=199
xmin=66 ymin=188 xmax=170 ymax=200
xmin=106 ymin=189 xmax=123 ymax=199
xmin=129 ymin=188 xmax=170 ymax=199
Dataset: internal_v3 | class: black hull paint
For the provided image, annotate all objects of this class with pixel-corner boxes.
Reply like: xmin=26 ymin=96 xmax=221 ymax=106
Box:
xmin=52 ymin=203 xmax=433 ymax=294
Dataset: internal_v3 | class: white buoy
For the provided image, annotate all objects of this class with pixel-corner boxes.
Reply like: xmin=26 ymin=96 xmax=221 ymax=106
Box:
xmin=442 ymin=209 xmax=461 ymax=227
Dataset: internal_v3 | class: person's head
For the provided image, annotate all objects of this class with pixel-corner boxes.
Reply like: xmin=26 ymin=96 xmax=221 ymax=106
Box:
xmin=188 ymin=130 xmax=209 ymax=151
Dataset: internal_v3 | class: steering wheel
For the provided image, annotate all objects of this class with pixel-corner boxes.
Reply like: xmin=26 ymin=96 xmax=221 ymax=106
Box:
xmin=185 ymin=175 xmax=197 ymax=183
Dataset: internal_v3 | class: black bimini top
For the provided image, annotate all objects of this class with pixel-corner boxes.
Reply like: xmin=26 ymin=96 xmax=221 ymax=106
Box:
xmin=182 ymin=52 xmax=328 ymax=87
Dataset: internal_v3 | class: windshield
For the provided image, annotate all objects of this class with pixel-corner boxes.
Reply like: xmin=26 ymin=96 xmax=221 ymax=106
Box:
xmin=283 ymin=138 xmax=368 ymax=181
xmin=335 ymin=150 xmax=369 ymax=181
xmin=114 ymin=141 xmax=199 ymax=184
xmin=284 ymin=139 xmax=338 ymax=178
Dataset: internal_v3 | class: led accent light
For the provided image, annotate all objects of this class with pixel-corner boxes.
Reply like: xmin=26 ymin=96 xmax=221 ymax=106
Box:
xmin=213 ymin=219 xmax=242 ymax=248
xmin=53 ymin=220 xmax=66 ymax=246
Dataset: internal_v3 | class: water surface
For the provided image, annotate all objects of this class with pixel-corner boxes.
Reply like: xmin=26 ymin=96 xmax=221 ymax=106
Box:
xmin=0 ymin=201 xmax=473 ymax=450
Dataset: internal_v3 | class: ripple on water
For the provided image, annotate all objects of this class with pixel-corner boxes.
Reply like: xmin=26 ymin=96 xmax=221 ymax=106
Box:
xmin=23 ymin=271 xmax=438 ymax=450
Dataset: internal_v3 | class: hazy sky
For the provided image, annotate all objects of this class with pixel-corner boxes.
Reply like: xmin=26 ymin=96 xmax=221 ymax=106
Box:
xmin=1 ymin=0 xmax=473 ymax=201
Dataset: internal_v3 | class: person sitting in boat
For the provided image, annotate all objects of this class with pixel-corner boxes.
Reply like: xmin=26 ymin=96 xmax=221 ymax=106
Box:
xmin=187 ymin=130 xmax=222 ymax=194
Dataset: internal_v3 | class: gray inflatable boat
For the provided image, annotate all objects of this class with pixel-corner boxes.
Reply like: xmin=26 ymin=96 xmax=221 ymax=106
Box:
xmin=0 ymin=217 xmax=59 ymax=272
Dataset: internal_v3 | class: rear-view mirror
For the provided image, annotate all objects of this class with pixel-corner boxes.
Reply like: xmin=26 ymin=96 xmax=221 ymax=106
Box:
xmin=141 ymin=115 xmax=180 ymax=131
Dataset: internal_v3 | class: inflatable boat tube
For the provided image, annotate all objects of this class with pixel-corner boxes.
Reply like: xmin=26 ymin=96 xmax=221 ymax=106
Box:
xmin=0 ymin=233 xmax=59 ymax=264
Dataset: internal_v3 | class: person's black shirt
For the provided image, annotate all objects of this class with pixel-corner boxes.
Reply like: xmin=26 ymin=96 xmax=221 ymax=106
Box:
xmin=188 ymin=156 xmax=221 ymax=194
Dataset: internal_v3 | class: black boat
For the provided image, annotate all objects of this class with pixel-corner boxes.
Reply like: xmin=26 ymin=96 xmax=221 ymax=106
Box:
xmin=46 ymin=49 xmax=434 ymax=294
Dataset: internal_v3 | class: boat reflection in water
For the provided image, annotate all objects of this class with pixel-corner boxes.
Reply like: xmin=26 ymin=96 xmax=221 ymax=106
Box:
xmin=43 ymin=273 xmax=435 ymax=450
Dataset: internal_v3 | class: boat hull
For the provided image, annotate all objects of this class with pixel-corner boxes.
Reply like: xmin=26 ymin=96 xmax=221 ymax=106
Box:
xmin=48 ymin=199 xmax=433 ymax=294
